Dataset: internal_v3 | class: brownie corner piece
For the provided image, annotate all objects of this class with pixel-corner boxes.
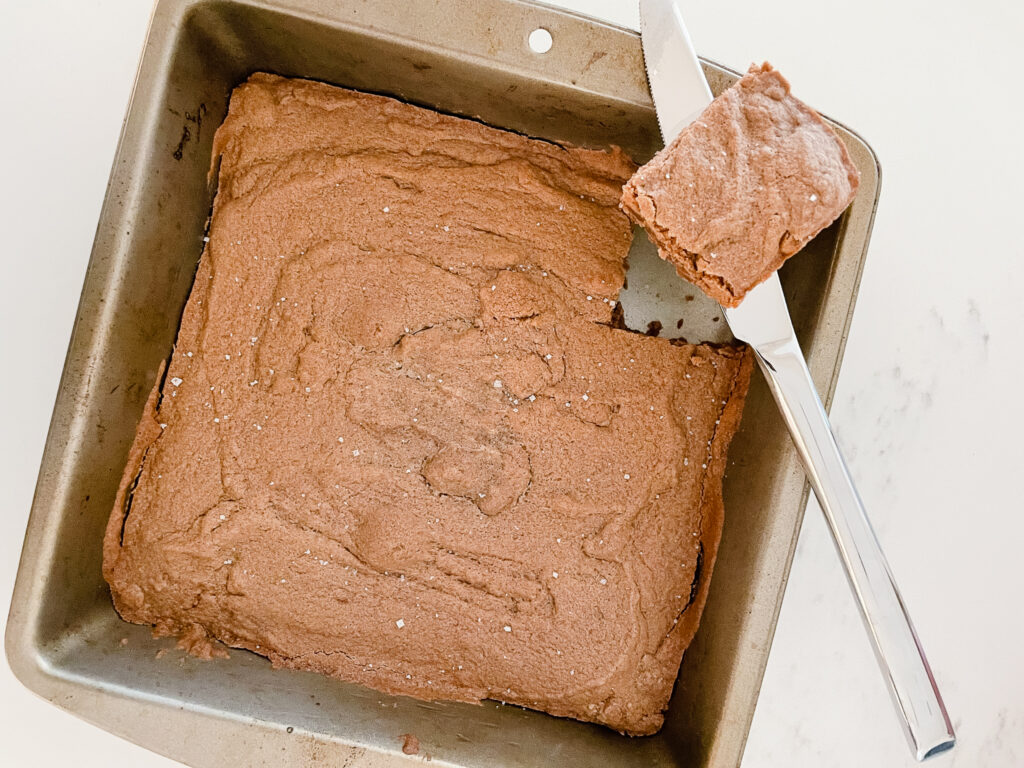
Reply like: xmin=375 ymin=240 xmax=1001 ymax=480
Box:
xmin=622 ymin=62 xmax=860 ymax=307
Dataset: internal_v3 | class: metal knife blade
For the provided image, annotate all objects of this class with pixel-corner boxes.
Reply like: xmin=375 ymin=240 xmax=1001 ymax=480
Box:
xmin=637 ymin=0 xmax=956 ymax=761
xmin=638 ymin=0 xmax=712 ymax=142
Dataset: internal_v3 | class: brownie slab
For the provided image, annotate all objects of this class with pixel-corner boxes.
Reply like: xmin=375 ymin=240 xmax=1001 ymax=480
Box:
xmin=622 ymin=63 xmax=860 ymax=307
xmin=103 ymin=74 xmax=753 ymax=735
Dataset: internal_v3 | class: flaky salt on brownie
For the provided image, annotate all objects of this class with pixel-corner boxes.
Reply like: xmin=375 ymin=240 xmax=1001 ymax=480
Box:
xmin=621 ymin=63 xmax=860 ymax=307
xmin=103 ymin=73 xmax=753 ymax=736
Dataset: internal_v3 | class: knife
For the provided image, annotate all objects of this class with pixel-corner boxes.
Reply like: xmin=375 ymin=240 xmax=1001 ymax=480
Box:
xmin=637 ymin=0 xmax=956 ymax=760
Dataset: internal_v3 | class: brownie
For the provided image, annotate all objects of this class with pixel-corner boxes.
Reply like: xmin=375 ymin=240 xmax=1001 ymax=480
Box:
xmin=621 ymin=63 xmax=860 ymax=307
xmin=103 ymin=74 xmax=753 ymax=735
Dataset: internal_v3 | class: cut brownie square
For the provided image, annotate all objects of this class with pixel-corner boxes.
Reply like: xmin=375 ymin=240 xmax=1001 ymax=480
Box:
xmin=622 ymin=63 xmax=860 ymax=307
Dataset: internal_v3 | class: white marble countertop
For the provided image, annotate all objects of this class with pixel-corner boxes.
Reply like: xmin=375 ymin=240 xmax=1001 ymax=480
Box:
xmin=1 ymin=1 xmax=1020 ymax=765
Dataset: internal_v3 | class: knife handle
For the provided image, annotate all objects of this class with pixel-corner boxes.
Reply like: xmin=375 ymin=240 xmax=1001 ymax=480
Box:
xmin=752 ymin=337 xmax=955 ymax=761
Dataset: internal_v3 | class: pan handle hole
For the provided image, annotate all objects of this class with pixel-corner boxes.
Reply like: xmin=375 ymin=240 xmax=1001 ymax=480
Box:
xmin=528 ymin=28 xmax=553 ymax=54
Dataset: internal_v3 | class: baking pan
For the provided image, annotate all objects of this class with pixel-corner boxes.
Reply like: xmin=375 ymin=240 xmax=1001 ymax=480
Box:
xmin=5 ymin=0 xmax=880 ymax=765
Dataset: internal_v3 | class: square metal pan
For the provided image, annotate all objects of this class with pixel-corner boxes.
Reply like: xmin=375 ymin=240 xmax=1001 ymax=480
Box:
xmin=6 ymin=0 xmax=879 ymax=765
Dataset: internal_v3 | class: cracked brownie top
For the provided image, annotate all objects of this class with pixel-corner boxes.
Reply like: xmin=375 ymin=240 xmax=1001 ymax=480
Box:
xmin=103 ymin=73 xmax=752 ymax=736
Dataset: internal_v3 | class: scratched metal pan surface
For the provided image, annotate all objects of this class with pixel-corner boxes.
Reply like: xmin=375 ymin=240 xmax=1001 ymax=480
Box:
xmin=5 ymin=0 xmax=880 ymax=765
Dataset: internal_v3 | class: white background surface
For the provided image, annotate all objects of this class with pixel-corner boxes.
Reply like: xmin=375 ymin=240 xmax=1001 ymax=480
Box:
xmin=1 ymin=1 xmax=1020 ymax=766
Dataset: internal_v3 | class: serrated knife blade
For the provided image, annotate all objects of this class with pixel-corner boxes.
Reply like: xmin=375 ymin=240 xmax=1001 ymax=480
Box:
xmin=638 ymin=0 xmax=711 ymax=143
